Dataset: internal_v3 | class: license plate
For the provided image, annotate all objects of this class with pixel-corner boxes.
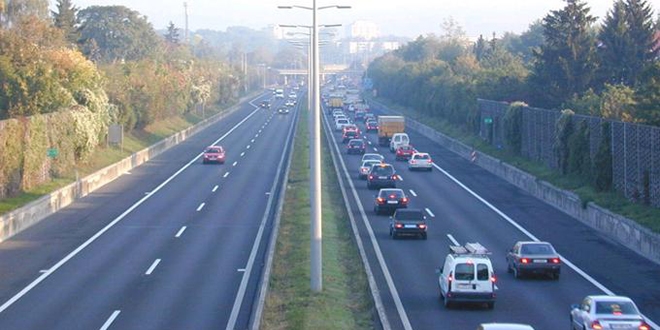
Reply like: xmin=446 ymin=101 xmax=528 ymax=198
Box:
xmin=610 ymin=325 xmax=631 ymax=329
xmin=533 ymin=259 xmax=547 ymax=263
xmin=378 ymin=176 xmax=387 ymax=179
xmin=387 ymin=200 xmax=398 ymax=204
xmin=457 ymin=284 xmax=472 ymax=289
xmin=404 ymin=224 xmax=416 ymax=228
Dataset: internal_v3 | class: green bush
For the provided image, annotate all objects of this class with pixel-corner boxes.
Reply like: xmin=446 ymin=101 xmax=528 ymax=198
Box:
xmin=593 ymin=121 xmax=613 ymax=192
xmin=554 ymin=109 xmax=575 ymax=174
xmin=503 ymin=101 xmax=525 ymax=154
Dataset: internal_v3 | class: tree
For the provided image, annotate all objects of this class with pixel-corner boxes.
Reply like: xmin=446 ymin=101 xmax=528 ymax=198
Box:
xmin=598 ymin=0 xmax=658 ymax=87
xmin=52 ymin=0 xmax=79 ymax=45
xmin=530 ymin=0 xmax=598 ymax=108
xmin=600 ymin=83 xmax=637 ymax=121
xmin=77 ymin=6 xmax=161 ymax=63
xmin=1 ymin=0 xmax=49 ymax=27
xmin=473 ymin=34 xmax=487 ymax=61
xmin=593 ymin=121 xmax=613 ymax=191
xmin=165 ymin=21 xmax=180 ymax=45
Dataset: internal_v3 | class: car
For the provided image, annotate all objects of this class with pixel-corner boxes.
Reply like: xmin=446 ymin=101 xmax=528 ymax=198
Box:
xmin=506 ymin=241 xmax=561 ymax=279
xmin=347 ymin=139 xmax=366 ymax=154
xmin=570 ymin=295 xmax=652 ymax=330
xmin=359 ymin=159 xmax=382 ymax=179
xmin=390 ymin=133 xmax=410 ymax=152
xmin=277 ymin=107 xmax=290 ymax=114
xmin=288 ymin=92 xmax=296 ymax=98
xmin=202 ymin=146 xmax=225 ymax=164
xmin=285 ymin=99 xmax=295 ymax=107
xmin=365 ymin=120 xmax=379 ymax=132
xmin=332 ymin=110 xmax=345 ymax=119
xmin=476 ymin=324 xmax=535 ymax=330
xmin=374 ymin=188 xmax=409 ymax=214
xmin=395 ymin=145 xmax=417 ymax=161
xmin=259 ymin=100 xmax=270 ymax=109
xmin=342 ymin=124 xmax=360 ymax=135
xmin=354 ymin=110 xmax=365 ymax=121
xmin=408 ymin=152 xmax=433 ymax=171
xmin=389 ymin=208 xmax=427 ymax=239
xmin=361 ymin=153 xmax=385 ymax=163
xmin=335 ymin=118 xmax=351 ymax=131
xmin=367 ymin=163 xmax=397 ymax=189
xmin=364 ymin=112 xmax=376 ymax=122
xmin=438 ymin=242 xmax=496 ymax=309
xmin=342 ymin=130 xmax=360 ymax=143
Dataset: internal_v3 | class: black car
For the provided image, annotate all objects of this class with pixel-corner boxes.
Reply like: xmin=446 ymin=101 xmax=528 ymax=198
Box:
xmin=390 ymin=209 xmax=427 ymax=239
xmin=367 ymin=163 xmax=397 ymax=189
xmin=259 ymin=100 xmax=270 ymax=109
xmin=374 ymin=188 xmax=408 ymax=214
xmin=347 ymin=139 xmax=366 ymax=154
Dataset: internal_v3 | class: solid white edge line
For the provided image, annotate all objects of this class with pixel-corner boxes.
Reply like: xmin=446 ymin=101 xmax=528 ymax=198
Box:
xmin=431 ymin=162 xmax=659 ymax=329
xmin=225 ymin=104 xmax=299 ymax=330
xmin=212 ymin=185 xmax=219 ymax=192
xmin=447 ymin=234 xmax=460 ymax=246
xmin=175 ymin=226 xmax=187 ymax=238
xmin=425 ymin=208 xmax=435 ymax=218
xmin=409 ymin=189 xmax=417 ymax=197
xmin=0 ymin=95 xmax=265 ymax=315
xmin=322 ymin=110 xmax=401 ymax=329
xmin=196 ymin=203 xmax=205 ymax=212
xmin=99 ymin=310 xmax=121 ymax=330
xmin=145 ymin=259 xmax=161 ymax=275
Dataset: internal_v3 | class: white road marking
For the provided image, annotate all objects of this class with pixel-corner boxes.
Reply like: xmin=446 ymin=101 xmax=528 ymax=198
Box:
xmin=232 ymin=161 xmax=238 ymax=167
xmin=251 ymin=139 xmax=255 ymax=143
xmin=447 ymin=234 xmax=460 ymax=246
xmin=0 ymin=96 xmax=265 ymax=315
xmin=247 ymin=145 xmax=251 ymax=149
xmin=144 ymin=192 xmax=151 ymax=195
xmin=397 ymin=175 xmax=403 ymax=181
xmin=39 ymin=270 xmax=49 ymax=274
xmin=259 ymin=129 xmax=263 ymax=133
xmin=175 ymin=226 xmax=187 ymax=238
xmin=223 ymin=172 xmax=230 ymax=178
xmin=367 ymin=140 xmax=372 ymax=145
xmin=196 ymin=203 xmax=205 ymax=212
xmin=409 ymin=189 xmax=417 ymax=197
xmin=265 ymin=192 xmax=271 ymax=195
xmin=240 ymin=152 xmax=245 ymax=157
xmin=425 ymin=208 xmax=435 ymax=218
xmin=373 ymin=147 xmax=378 ymax=151
xmin=125 ymin=172 xmax=132 ymax=175
xmin=431 ymin=162 xmax=660 ymax=329
xmin=212 ymin=185 xmax=219 ymax=192
xmin=256 ymin=134 xmax=259 ymax=138
xmin=99 ymin=310 xmax=121 ymax=330
xmin=145 ymin=259 xmax=161 ymax=275
xmin=237 ymin=269 xmax=246 ymax=272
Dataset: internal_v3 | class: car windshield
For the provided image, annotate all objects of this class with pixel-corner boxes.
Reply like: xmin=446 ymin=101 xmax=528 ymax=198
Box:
xmin=455 ymin=263 xmax=475 ymax=280
xmin=394 ymin=210 xmax=423 ymax=220
xmin=595 ymin=301 xmax=638 ymax=315
xmin=371 ymin=166 xmax=393 ymax=176
xmin=521 ymin=243 xmax=555 ymax=255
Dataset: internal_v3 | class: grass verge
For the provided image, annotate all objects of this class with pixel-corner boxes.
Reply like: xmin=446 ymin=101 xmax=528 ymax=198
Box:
xmin=261 ymin=108 xmax=374 ymax=329
xmin=0 ymin=105 xmax=228 ymax=214
xmin=368 ymin=95 xmax=660 ymax=233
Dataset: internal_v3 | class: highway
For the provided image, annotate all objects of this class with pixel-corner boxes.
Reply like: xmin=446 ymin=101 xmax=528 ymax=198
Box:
xmin=0 ymin=94 xmax=298 ymax=329
xmin=322 ymin=101 xmax=660 ymax=330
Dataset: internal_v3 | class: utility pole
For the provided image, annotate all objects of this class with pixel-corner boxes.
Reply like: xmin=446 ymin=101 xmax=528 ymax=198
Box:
xmin=183 ymin=2 xmax=189 ymax=45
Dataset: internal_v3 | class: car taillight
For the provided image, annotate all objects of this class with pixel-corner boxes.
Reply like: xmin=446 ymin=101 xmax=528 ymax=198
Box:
xmin=521 ymin=258 xmax=530 ymax=264
xmin=368 ymin=175 xmax=374 ymax=180
xmin=418 ymin=224 xmax=426 ymax=229
xmin=410 ymin=160 xmax=417 ymax=164
xmin=490 ymin=275 xmax=497 ymax=283
xmin=639 ymin=321 xmax=651 ymax=330
xmin=396 ymin=150 xmax=402 ymax=155
xmin=392 ymin=175 xmax=398 ymax=180
xmin=590 ymin=320 xmax=603 ymax=330
xmin=376 ymin=197 xmax=385 ymax=204
xmin=550 ymin=258 xmax=561 ymax=264
xmin=401 ymin=197 xmax=408 ymax=204
xmin=395 ymin=223 xmax=403 ymax=229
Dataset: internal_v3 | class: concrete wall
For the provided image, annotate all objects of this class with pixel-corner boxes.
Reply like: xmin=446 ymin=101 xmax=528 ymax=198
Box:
xmin=0 ymin=99 xmax=251 ymax=242
xmin=371 ymin=100 xmax=660 ymax=265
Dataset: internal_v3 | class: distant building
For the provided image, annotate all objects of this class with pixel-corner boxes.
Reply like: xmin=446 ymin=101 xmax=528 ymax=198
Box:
xmin=347 ymin=21 xmax=380 ymax=40
xmin=269 ymin=24 xmax=286 ymax=40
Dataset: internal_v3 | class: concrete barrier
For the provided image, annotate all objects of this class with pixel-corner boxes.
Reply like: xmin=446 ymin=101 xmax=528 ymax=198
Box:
xmin=0 ymin=96 xmax=255 ymax=242
xmin=370 ymin=99 xmax=660 ymax=265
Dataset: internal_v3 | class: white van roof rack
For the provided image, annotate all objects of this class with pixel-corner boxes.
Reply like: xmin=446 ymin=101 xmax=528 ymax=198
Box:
xmin=449 ymin=242 xmax=491 ymax=256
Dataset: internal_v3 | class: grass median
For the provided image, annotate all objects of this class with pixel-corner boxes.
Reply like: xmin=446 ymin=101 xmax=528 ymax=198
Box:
xmin=262 ymin=108 xmax=374 ymax=329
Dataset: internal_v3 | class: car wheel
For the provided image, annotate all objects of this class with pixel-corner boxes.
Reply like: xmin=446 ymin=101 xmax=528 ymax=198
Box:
xmin=487 ymin=302 xmax=494 ymax=310
xmin=443 ymin=297 xmax=452 ymax=309
xmin=421 ymin=233 xmax=427 ymax=240
xmin=553 ymin=272 xmax=560 ymax=280
xmin=513 ymin=267 xmax=522 ymax=279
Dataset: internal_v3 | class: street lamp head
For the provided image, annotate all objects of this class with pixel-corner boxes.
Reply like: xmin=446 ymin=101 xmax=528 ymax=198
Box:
xmin=277 ymin=5 xmax=293 ymax=9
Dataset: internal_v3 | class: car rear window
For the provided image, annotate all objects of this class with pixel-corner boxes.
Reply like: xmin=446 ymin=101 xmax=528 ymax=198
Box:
xmin=394 ymin=210 xmax=423 ymax=220
xmin=477 ymin=264 xmax=489 ymax=280
xmin=521 ymin=243 xmax=555 ymax=255
xmin=455 ymin=263 xmax=474 ymax=280
xmin=595 ymin=301 xmax=638 ymax=315
xmin=371 ymin=166 xmax=393 ymax=176
xmin=380 ymin=190 xmax=404 ymax=198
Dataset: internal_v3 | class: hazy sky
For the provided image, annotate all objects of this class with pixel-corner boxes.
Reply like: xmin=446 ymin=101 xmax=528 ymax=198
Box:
xmin=67 ymin=0 xmax=659 ymax=38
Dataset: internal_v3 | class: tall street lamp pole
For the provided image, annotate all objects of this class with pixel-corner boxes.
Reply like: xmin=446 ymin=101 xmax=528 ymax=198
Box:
xmin=278 ymin=2 xmax=350 ymax=292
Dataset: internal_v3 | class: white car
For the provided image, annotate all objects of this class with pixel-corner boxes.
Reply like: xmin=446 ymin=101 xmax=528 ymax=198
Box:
xmin=358 ymin=160 xmax=382 ymax=179
xmin=408 ymin=152 xmax=433 ymax=171
xmin=477 ymin=324 xmax=534 ymax=330
xmin=361 ymin=153 xmax=385 ymax=163
xmin=335 ymin=118 xmax=350 ymax=131
xmin=389 ymin=133 xmax=410 ymax=152
xmin=570 ymin=295 xmax=651 ymax=330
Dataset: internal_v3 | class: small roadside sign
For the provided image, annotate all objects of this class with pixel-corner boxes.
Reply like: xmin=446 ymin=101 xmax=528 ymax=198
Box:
xmin=484 ymin=117 xmax=493 ymax=124
xmin=47 ymin=148 xmax=59 ymax=158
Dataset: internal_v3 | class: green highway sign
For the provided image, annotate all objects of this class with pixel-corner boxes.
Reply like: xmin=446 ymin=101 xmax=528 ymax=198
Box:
xmin=484 ymin=117 xmax=493 ymax=124
xmin=47 ymin=148 xmax=59 ymax=158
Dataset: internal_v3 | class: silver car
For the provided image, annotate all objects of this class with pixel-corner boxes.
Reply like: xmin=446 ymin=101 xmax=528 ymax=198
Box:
xmin=359 ymin=160 xmax=382 ymax=179
xmin=408 ymin=152 xmax=433 ymax=171
xmin=570 ymin=295 xmax=651 ymax=330
xmin=361 ymin=153 xmax=384 ymax=163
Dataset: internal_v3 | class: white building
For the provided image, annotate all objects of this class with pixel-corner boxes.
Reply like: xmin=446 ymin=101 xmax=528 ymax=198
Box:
xmin=347 ymin=21 xmax=380 ymax=40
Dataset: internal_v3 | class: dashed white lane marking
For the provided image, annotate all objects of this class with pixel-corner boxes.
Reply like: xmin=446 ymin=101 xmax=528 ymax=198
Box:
xmin=397 ymin=175 xmax=404 ymax=181
xmin=145 ymin=259 xmax=161 ymax=275
xmin=196 ymin=203 xmax=205 ymax=212
xmin=259 ymin=129 xmax=263 ymax=133
xmin=373 ymin=147 xmax=378 ymax=151
xmin=240 ymin=152 xmax=245 ymax=157
xmin=447 ymin=234 xmax=460 ymax=246
xmin=256 ymin=134 xmax=259 ymax=138
xmin=251 ymin=139 xmax=255 ymax=143
xmin=125 ymin=172 xmax=132 ymax=175
xmin=367 ymin=141 xmax=372 ymax=145
xmin=175 ymin=226 xmax=187 ymax=238
xmin=39 ymin=270 xmax=49 ymax=274
xmin=144 ymin=192 xmax=151 ymax=195
xmin=237 ymin=269 xmax=246 ymax=272
xmin=212 ymin=185 xmax=219 ymax=192
xmin=425 ymin=208 xmax=435 ymax=218
xmin=409 ymin=189 xmax=417 ymax=197
xmin=232 ymin=161 xmax=238 ymax=167
xmin=247 ymin=145 xmax=251 ymax=149
xmin=99 ymin=310 xmax=121 ymax=330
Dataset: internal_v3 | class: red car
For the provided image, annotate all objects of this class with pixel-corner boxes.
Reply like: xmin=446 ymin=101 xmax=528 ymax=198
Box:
xmin=365 ymin=120 xmax=379 ymax=132
xmin=395 ymin=145 xmax=416 ymax=161
xmin=202 ymin=146 xmax=226 ymax=164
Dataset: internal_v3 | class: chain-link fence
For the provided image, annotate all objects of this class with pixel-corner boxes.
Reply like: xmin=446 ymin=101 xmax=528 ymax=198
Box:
xmin=477 ymin=99 xmax=660 ymax=208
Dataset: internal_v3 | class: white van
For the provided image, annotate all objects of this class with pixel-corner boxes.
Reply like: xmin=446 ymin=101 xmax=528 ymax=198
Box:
xmin=275 ymin=89 xmax=284 ymax=99
xmin=389 ymin=133 xmax=409 ymax=152
xmin=438 ymin=243 xmax=497 ymax=309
